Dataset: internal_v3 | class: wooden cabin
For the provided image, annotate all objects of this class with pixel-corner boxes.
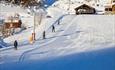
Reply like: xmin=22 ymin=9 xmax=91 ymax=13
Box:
xmin=20 ymin=0 xmax=39 ymax=7
xmin=74 ymin=4 xmax=96 ymax=14
xmin=105 ymin=4 xmax=115 ymax=14
xmin=105 ymin=5 xmax=112 ymax=11
xmin=112 ymin=4 xmax=115 ymax=12
xmin=4 ymin=19 xmax=22 ymax=29
xmin=1 ymin=18 xmax=22 ymax=37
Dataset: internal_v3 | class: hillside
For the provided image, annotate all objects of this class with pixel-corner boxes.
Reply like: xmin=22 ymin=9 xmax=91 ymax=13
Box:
xmin=0 ymin=0 xmax=115 ymax=70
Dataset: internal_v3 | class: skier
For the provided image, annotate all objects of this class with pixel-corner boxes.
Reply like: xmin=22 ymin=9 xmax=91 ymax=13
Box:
xmin=52 ymin=25 xmax=55 ymax=32
xmin=43 ymin=31 xmax=46 ymax=39
xmin=58 ymin=20 xmax=60 ymax=25
xmin=14 ymin=40 xmax=18 ymax=50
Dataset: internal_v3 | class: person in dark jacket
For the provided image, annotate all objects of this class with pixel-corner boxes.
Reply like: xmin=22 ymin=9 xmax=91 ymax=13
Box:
xmin=52 ymin=25 xmax=55 ymax=32
xmin=58 ymin=20 xmax=60 ymax=25
xmin=43 ymin=31 xmax=46 ymax=39
xmin=14 ymin=40 xmax=18 ymax=50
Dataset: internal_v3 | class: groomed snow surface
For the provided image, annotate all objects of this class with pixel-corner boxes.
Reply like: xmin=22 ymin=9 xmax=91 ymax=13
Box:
xmin=0 ymin=15 xmax=115 ymax=70
xmin=0 ymin=1 xmax=115 ymax=70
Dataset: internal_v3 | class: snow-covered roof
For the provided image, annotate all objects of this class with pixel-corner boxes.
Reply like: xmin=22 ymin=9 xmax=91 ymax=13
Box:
xmin=104 ymin=3 xmax=115 ymax=8
xmin=4 ymin=19 xmax=19 ymax=23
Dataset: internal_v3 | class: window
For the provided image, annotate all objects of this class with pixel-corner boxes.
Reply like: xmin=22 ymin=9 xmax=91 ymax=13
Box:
xmin=78 ymin=9 xmax=86 ymax=13
xmin=105 ymin=8 xmax=112 ymax=11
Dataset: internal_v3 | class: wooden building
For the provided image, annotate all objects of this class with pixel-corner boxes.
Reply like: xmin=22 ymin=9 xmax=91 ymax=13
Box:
xmin=104 ymin=0 xmax=115 ymax=14
xmin=74 ymin=4 xmax=96 ymax=14
xmin=4 ymin=19 xmax=22 ymax=29
xmin=1 ymin=18 xmax=22 ymax=37
xmin=105 ymin=4 xmax=115 ymax=14
xmin=20 ymin=0 xmax=39 ymax=7
xmin=105 ymin=5 xmax=112 ymax=11
xmin=112 ymin=4 xmax=115 ymax=12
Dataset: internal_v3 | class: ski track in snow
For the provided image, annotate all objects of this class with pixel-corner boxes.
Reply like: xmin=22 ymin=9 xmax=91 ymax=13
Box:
xmin=0 ymin=5 xmax=70 ymax=63
xmin=18 ymin=14 xmax=76 ymax=62
xmin=1 ymin=15 xmax=115 ymax=63
xmin=18 ymin=14 xmax=67 ymax=62
xmin=20 ymin=15 xmax=115 ymax=62
xmin=0 ymin=1 xmax=115 ymax=66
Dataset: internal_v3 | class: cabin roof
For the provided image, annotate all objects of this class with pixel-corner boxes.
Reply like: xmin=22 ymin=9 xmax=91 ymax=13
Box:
xmin=75 ymin=4 xmax=95 ymax=10
xmin=4 ymin=19 xmax=19 ymax=23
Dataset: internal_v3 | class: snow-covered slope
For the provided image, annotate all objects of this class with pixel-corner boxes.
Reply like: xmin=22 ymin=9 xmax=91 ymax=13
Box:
xmin=1 ymin=14 xmax=115 ymax=62
xmin=0 ymin=0 xmax=115 ymax=61
xmin=0 ymin=38 xmax=6 ymax=48
xmin=20 ymin=15 xmax=115 ymax=61
xmin=0 ymin=1 xmax=115 ymax=70
xmin=0 ymin=14 xmax=115 ymax=70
